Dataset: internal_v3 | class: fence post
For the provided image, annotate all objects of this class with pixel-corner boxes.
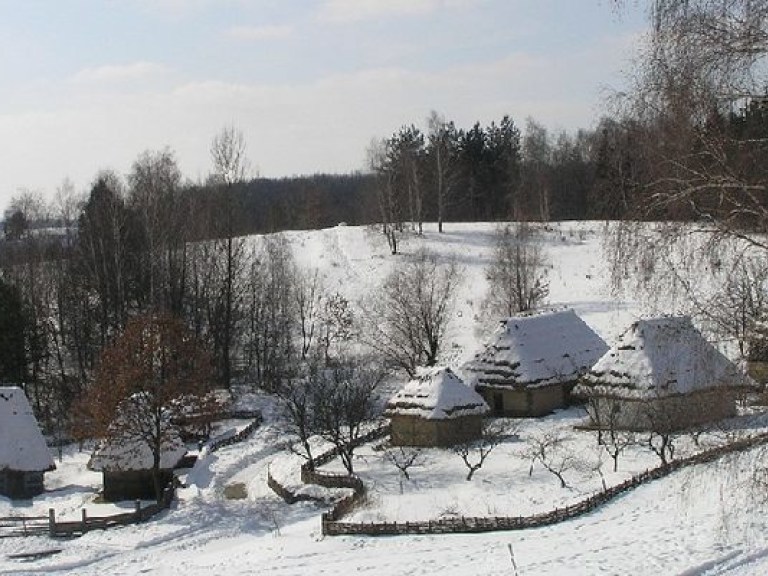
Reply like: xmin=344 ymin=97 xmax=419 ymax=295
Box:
xmin=48 ymin=508 xmax=56 ymax=537
xmin=81 ymin=508 xmax=88 ymax=533
xmin=135 ymin=499 xmax=142 ymax=521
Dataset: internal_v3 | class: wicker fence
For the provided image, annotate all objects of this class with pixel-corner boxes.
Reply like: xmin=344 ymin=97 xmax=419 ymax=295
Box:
xmin=207 ymin=413 xmax=263 ymax=453
xmin=267 ymin=424 xmax=389 ymax=506
xmin=320 ymin=431 xmax=768 ymax=536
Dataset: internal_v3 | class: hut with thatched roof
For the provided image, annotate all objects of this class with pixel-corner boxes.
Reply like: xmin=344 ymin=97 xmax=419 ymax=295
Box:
xmin=385 ymin=367 xmax=489 ymax=447
xmin=462 ymin=309 xmax=608 ymax=417
xmin=0 ymin=386 xmax=55 ymax=499
xmin=573 ymin=316 xmax=752 ymax=431
xmin=89 ymin=428 xmax=186 ymax=502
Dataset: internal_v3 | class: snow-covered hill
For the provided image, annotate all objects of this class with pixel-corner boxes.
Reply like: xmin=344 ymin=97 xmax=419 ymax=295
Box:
xmin=3 ymin=221 xmax=768 ymax=576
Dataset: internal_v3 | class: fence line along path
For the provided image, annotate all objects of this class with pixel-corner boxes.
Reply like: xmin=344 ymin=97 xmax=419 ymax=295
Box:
xmin=266 ymin=425 xmax=768 ymax=537
xmin=322 ymin=431 xmax=768 ymax=536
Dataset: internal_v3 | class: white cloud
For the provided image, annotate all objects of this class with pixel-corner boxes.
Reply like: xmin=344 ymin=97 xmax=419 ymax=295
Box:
xmin=227 ymin=24 xmax=294 ymax=41
xmin=70 ymin=61 xmax=165 ymax=84
xmin=318 ymin=0 xmax=445 ymax=22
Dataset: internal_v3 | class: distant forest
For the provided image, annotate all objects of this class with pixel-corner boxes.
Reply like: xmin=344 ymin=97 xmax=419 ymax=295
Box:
xmin=1 ymin=99 xmax=766 ymax=431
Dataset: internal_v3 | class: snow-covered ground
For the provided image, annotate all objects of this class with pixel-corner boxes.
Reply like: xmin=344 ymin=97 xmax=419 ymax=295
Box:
xmin=3 ymin=221 xmax=768 ymax=575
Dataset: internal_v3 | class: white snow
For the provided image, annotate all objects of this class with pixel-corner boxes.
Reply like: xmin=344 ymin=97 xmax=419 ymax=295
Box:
xmin=578 ymin=316 xmax=755 ymax=399
xmin=384 ymin=367 xmax=488 ymax=420
xmin=3 ymin=222 xmax=768 ymax=576
xmin=0 ymin=386 xmax=55 ymax=472
xmin=462 ymin=308 xmax=609 ymax=389
xmin=88 ymin=433 xmax=187 ymax=472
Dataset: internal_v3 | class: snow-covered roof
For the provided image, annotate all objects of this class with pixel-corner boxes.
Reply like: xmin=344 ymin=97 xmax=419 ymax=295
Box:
xmin=462 ymin=309 xmax=608 ymax=389
xmin=89 ymin=430 xmax=187 ymax=472
xmin=575 ymin=316 xmax=754 ymax=400
xmin=0 ymin=386 xmax=55 ymax=473
xmin=384 ymin=367 xmax=489 ymax=420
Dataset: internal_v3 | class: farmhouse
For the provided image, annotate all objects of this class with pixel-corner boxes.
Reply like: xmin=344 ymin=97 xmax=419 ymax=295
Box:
xmin=385 ymin=367 xmax=489 ymax=447
xmin=574 ymin=316 xmax=753 ymax=431
xmin=89 ymin=430 xmax=187 ymax=502
xmin=462 ymin=309 xmax=608 ymax=417
xmin=0 ymin=386 xmax=55 ymax=499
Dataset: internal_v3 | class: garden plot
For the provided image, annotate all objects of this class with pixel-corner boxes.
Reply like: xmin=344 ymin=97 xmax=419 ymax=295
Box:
xmin=315 ymin=407 xmax=768 ymax=524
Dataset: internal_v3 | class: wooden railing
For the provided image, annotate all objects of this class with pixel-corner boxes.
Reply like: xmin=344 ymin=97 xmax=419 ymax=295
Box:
xmin=48 ymin=484 xmax=176 ymax=538
xmin=0 ymin=515 xmax=49 ymax=538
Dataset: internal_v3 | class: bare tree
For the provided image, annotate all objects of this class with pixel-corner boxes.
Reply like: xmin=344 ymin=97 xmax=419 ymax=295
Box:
xmin=526 ymin=429 xmax=577 ymax=488
xmin=607 ymin=0 xmax=768 ymax=328
xmin=276 ymin=356 xmax=322 ymax=472
xmin=366 ymin=249 xmax=462 ymax=376
xmin=384 ymin=446 xmax=425 ymax=492
xmin=76 ymin=312 xmax=213 ymax=501
xmin=318 ymin=291 xmax=354 ymax=363
xmin=367 ymin=137 xmax=401 ymax=254
xmin=453 ymin=420 xmax=508 ymax=481
xmin=427 ymin=111 xmax=460 ymax=233
xmin=128 ymin=148 xmax=186 ymax=312
xmin=484 ymin=222 xmax=549 ymax=319
xmin=210 ymin=126 xmax=250 ymax=388
xmin=244 ymin=235 xmax=297 ymax=392
xmin=585 ymin=397 xmax=637 ymax=472
xmin=294 ymin=268 xmax=322 ymax=360
xmin=312 ymin=356 xmax=385 ymax=474
xmin=521 ymin=117 xmax=552 ymax=222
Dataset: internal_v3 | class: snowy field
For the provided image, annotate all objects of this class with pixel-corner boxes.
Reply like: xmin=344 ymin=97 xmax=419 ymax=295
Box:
xmin=3 ymin=221 xmax=768 ymax=575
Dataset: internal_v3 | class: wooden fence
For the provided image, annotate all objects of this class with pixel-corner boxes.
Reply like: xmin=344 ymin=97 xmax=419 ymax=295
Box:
xmin=47 ymin=484 xmax=176 ymax=538
xmin=207 ymin=414 xmax=263 ymax=453
xmin=0 ymin=515 xmax=49 ymax=538
xmin=320 ymin=431 xmax=768 ymax=536
xmin=267 ymin=424 xmax=388 ymax=506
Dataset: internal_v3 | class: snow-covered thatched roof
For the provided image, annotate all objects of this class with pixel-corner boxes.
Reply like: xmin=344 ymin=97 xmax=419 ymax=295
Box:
xmin=0 ymin=386 xmax=55 ymax=473
xmin=462 ymin=309 xmax=608 ymax=389
xmin=574 ymin=316 xmax=754 ymax=400
xmin=384 ymin=367 xmax=489 ymax=420
xmin=89 ymin=430 xmax=187 ymax=473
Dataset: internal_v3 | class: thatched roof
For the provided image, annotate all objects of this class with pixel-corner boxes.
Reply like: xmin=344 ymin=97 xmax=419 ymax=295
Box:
xmin=462 ymin=309 xmax=608 ymax=389
xmin=385 ymin=367 xmax=489 ymax=420
xmin=574 ymin=316 xmax=754 ymax=400
xmin=0 ymin=386 xmax=55 ymax=473
xmin=89 ymin=430 xmax=187 ymax=473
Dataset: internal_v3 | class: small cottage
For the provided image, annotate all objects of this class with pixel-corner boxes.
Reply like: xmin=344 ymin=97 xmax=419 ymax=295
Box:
xmin=574 ymin=316 xmax=753 ymax=431
xmin=462 ymin=309 xmax=608 ymax=417
xmin=89 ymin=429 xmax=186 ymax=502
xmin=385 ymin=367 xmax=489 ymax=447
xmin=0 ymin=386 xmax=55 ymax=499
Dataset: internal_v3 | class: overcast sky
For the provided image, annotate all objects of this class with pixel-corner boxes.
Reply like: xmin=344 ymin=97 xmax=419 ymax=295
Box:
xmin=0 ymin=0 xmax=647 ymax=211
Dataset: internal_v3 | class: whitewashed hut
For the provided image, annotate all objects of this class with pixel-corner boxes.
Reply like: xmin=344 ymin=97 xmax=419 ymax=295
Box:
xmin=462 ymin=309 xmax=608 ymax=416
xmin=385 ymin=367 xmax=489 ymax=447
xmin=574 ymin=316 xmax=752 ymax=431
xmin=0 ymin=386 xmax=55 ymax=499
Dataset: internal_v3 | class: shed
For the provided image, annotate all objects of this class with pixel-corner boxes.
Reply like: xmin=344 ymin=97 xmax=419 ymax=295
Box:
xmin=462 ymin=309 xmax=608 ymax=417
xmin=0 ymin=386 xmax=55 ymax=499
xmin=573 ymin=316 xmax=752 ymax=431
xmin=89 ymin=429 xmax=186 ymax=502
xmin=385 ymin=367 xmax=489 ymax=447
